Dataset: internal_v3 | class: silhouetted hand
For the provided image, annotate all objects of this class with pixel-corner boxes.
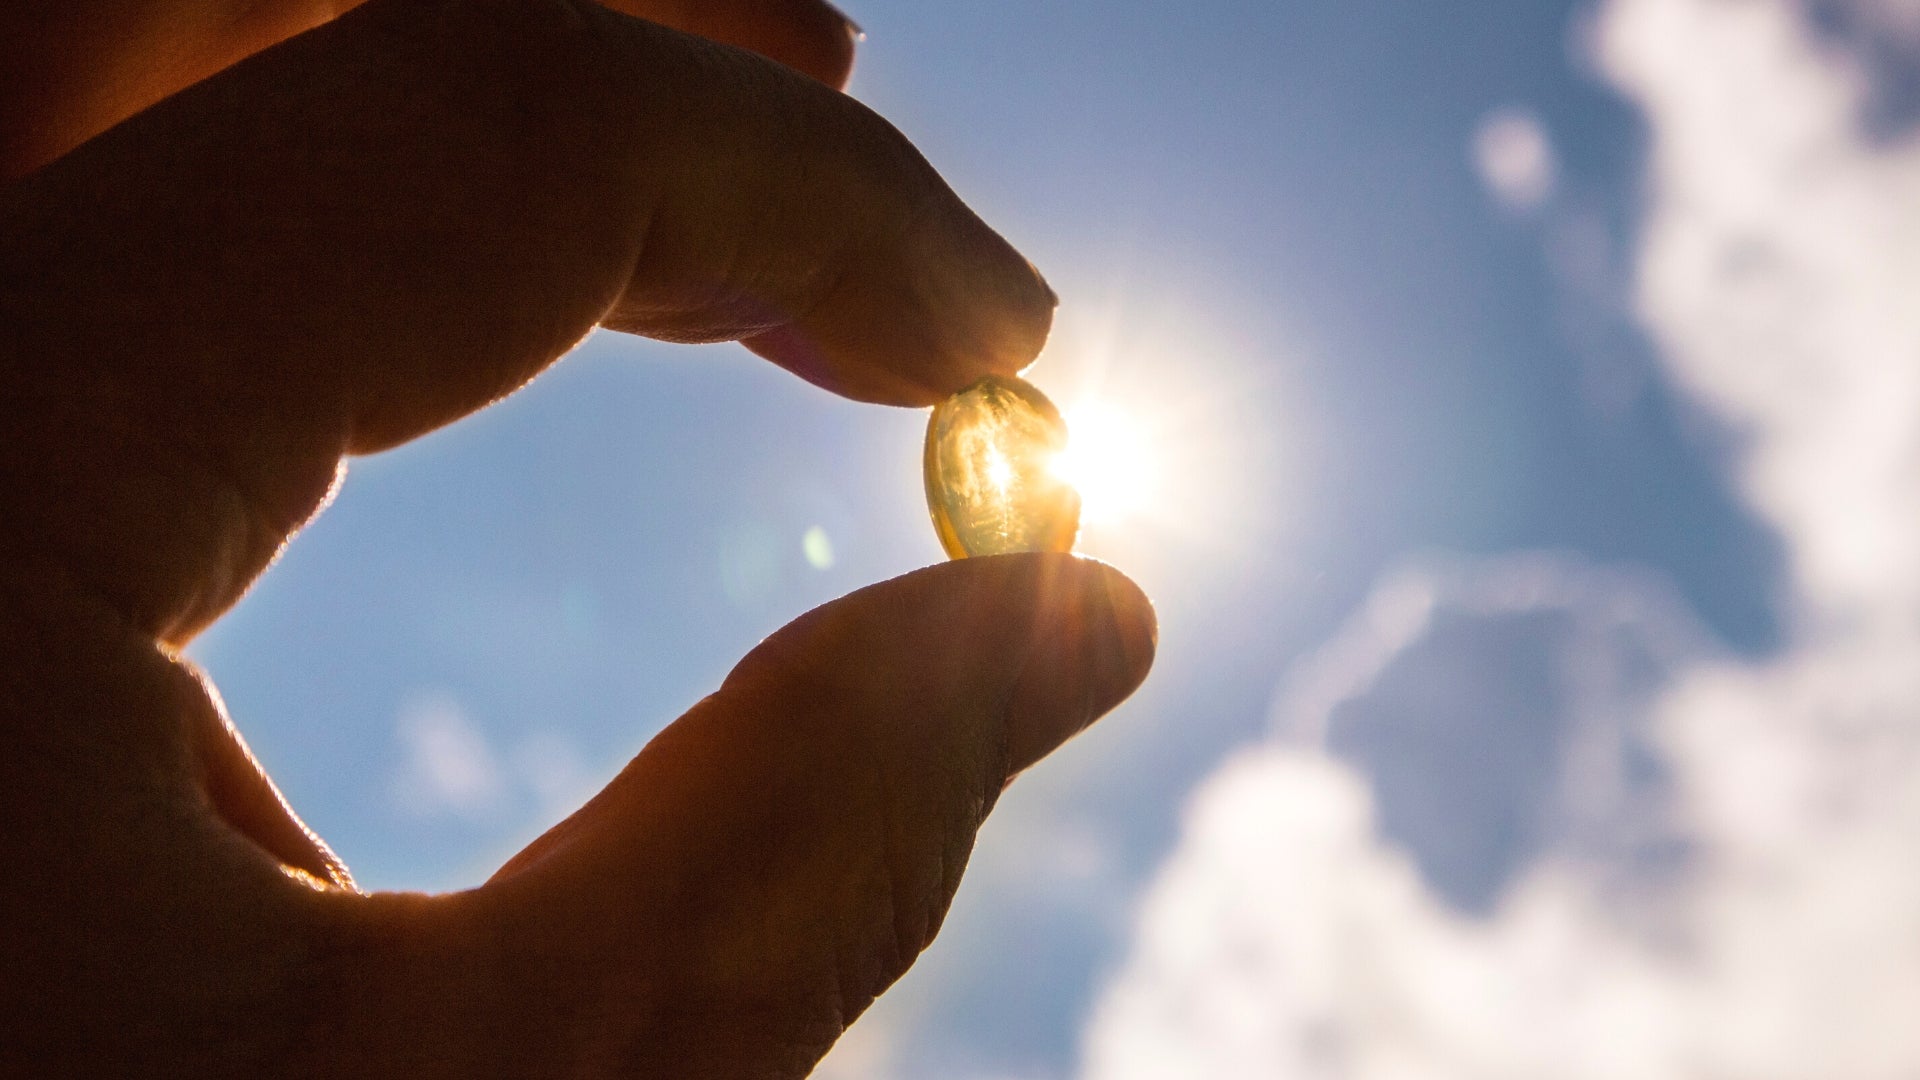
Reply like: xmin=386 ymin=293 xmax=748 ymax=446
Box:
xmin=0 ymin=1 xmax=1156 ymax=1075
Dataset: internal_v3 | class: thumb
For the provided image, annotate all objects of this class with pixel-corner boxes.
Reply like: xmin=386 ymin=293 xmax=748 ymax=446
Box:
xmin=367 ymin=555 xmax=1153 ymax=1077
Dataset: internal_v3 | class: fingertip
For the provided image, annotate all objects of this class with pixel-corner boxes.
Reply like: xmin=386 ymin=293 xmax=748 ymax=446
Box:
xmin=1001 ymin=555 xmax=1156 ymax=775
xmin=815 ymin=1 xmax=861 ymax=90
xmin=924 ymin=212 xmax=1059 ymax=394
xmin=1089 ymin=558 xmax=1159 ymax=702
xmin=743 ymin=215 xmax=1058 ymax=407
xmin=764 ymin=0 xmax=858 ymax=89
xmin=576 ymin=1 xmax=1051 ymax=407
xmin=1023 ymin=258 xmax=1061 ymax=312
xmin=632 ymin=0 xmax=860 ymax=89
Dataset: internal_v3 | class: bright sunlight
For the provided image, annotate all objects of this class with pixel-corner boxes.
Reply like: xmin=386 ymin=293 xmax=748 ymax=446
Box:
xmin=1051 ymin=402 xmax=1164 ymax=527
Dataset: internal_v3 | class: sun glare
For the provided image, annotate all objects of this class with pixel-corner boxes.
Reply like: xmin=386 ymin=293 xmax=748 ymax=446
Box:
xmin=1052 ymin=401 xmax=1163 ymax=527
xmin=1001 ymin=281 xmax=1283 ymax=570
xmin=985 ymin=446 xmax=1015 ymax=492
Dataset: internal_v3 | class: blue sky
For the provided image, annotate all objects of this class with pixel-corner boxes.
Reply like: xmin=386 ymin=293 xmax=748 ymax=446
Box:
xmin=191 ymin=1 xmax=1920 ymax=1077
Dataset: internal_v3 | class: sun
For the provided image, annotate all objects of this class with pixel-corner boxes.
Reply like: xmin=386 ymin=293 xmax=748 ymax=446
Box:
xmin=1051 ymin=400 xmax=1163 ymax=528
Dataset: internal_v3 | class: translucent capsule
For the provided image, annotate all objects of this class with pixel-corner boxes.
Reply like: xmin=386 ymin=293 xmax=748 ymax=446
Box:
xmin=924 ymin=374 xmax=1081 ymax=559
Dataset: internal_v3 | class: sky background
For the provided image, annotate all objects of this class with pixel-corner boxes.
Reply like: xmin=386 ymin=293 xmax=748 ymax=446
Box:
xmin=188 ymin=1 xmax=1920 ymax=1076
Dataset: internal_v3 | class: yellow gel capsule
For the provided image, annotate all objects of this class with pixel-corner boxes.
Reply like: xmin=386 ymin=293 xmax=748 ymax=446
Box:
xmin=924 ymin=374 xmax=1081 ymax=559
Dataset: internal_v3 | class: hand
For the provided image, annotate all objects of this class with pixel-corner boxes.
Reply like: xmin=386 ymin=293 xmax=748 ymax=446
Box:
xmin=0 ymin=2 xmax=1156 ymax=1076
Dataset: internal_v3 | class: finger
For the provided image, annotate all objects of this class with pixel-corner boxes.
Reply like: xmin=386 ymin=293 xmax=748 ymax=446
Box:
xmin=339 ymin=555 xmax=1153 ymax=1075
xmin=1 ymin=0 xmax=1054 ymax=644
xmin=2 ymin=0 xmax=855 ymax=178
xmin=0 ymin=574 xmax=360 ymax=1070
xmin=183 ymin=664 xmax=356 ymax=890
xmin=0 ymin=1 xmax=340 ymax=178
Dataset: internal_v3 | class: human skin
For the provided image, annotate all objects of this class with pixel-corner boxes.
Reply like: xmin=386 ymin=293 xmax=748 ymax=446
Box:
xmin=0 ymin=1 xmax=1156 ymax=1076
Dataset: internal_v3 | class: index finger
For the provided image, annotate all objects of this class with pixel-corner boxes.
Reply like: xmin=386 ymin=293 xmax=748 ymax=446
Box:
xmin=1 ymin=0 xmax=1055 ymax=641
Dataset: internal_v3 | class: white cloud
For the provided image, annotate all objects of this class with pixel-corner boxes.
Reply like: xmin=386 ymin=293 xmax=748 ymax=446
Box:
xmin=1603 ymin=0 xmax=1920 ymax=621
xmin=1084 ymin=557 xmax=1920 ymax=1079
xmin=392 ymin=693 xmax=505 ymax=819
xmin=1081 ymin=559 xmax=1711 ymax=1079
xmin=1472 ymin=107 xmax=1558 ymax=212
xmin=1081 ymin=1 xmax=1920 ymax=1076
xmin=391 ymin=692 xmax=595 ymax=825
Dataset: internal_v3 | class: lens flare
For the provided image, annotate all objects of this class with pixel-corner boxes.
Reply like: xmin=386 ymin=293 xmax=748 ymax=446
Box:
xmin=1052 ymin=402 xmax=1162 ymax=527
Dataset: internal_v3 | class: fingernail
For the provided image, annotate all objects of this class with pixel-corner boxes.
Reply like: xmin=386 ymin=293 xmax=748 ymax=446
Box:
xmin=823 ymin=1 xmax=866 ymax=40
xmin=1004 ymin=560 xmax=1156 ymax=777
xmin=1028 ymin=260 xmax=1060 ymax=308
xmin=1090 ymin=562 xmax=1157 ymax=701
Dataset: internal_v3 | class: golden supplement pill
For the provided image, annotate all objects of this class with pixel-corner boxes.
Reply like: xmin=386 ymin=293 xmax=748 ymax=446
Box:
xmin=924 ymin=374 xmax=1081 ymax=559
